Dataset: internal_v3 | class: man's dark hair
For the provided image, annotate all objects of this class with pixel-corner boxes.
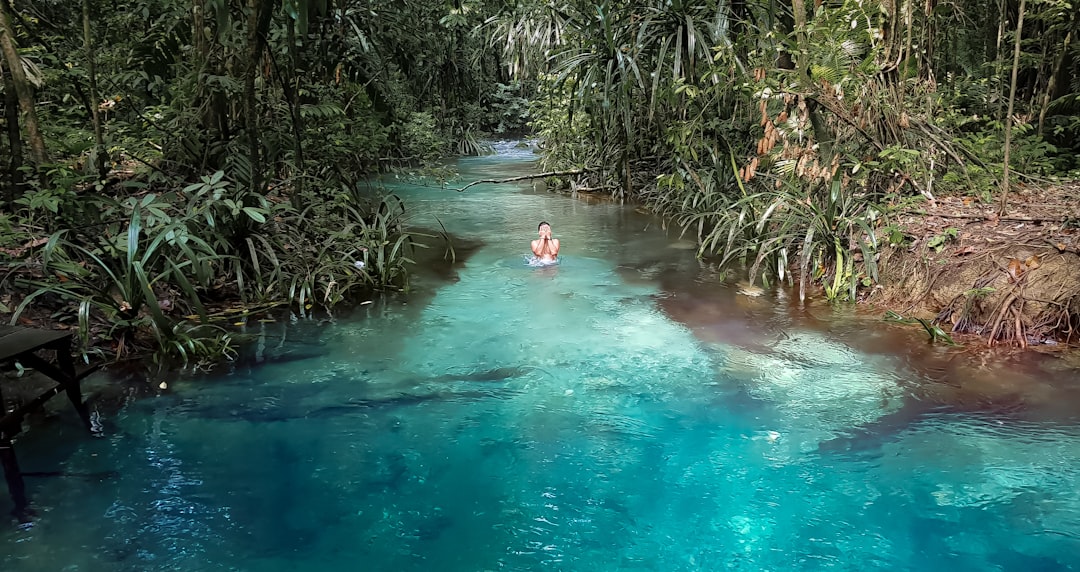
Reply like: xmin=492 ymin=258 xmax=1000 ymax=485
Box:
xmin=538 ymin=221 xmax=550 ymax=231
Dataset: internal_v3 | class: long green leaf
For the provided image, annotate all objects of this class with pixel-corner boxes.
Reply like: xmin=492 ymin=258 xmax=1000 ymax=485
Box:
xmin=168 ymin=260 xmax=208 ymax=323
xmin=78 ymin=299 xmax=92 ymax=349
xmin=798 ymin=225 xmax=816 ymax=302
xmin=132 ymin=260 xmax=171 ymax=343
xmin=127 ymin=210 xmax=141 ymax=269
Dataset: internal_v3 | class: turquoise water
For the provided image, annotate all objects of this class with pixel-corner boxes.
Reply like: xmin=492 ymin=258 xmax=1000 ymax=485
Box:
xmin=3 ymin=142 xmax=1079 ymax=570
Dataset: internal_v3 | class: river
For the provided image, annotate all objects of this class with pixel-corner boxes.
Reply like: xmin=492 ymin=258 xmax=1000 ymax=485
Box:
xmin=2 ymin=142 xmax=1078 ymax=570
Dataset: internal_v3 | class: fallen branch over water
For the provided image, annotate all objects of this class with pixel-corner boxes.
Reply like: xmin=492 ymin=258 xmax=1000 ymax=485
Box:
xmin=453 ymin=169 xmax=590 ymax=193
xmin=572 ymin=186 xmax=616 ymax=193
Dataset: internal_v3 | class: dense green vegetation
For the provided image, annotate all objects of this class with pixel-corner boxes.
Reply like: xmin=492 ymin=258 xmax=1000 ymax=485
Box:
xmin=1 ymin=0 xmax=1077 ymax=362
xmin=0 ymin=0 xmax=529 ymax=364
xmin=496 ymin=0 xmax=1078 ymax=300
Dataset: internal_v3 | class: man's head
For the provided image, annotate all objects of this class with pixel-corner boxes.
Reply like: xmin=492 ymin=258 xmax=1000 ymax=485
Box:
xmin=537 ymin=221 xmax=552 ymax=238
xmin=538 ymin=221 xmax=550 ymax=232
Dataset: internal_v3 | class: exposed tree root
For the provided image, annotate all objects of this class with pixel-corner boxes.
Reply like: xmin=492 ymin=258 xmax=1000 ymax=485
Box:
xmin=871 ymin=182 xmax=1080 ymax=349
xmin=877 ymin=243 xmax=1080 ymax=348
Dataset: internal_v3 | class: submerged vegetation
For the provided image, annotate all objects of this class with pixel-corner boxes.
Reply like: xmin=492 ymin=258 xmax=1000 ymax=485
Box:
xmin=1 ymin=0 xmax=1078 ymax=358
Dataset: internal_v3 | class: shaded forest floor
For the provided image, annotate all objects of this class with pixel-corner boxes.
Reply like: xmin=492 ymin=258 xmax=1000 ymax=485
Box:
xmin=868 ymin=181 xmax=1080 ymax=349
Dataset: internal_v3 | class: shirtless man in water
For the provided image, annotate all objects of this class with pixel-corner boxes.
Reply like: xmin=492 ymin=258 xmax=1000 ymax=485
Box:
xmin=531 ymin=221 xmax=560 ymax=262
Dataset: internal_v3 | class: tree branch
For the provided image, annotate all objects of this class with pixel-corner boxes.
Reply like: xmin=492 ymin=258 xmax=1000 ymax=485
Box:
xmin=452 ymin=169 xmax=591 ymax=192
xmin=901 ymin=211 xmax=1070 ymax=223
xmin=806 ymin=95 xmax=884 ymax=151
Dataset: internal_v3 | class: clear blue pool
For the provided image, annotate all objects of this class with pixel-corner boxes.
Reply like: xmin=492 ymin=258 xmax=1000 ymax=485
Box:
xmin=2 ymin=142 xmax=1079 ymax=571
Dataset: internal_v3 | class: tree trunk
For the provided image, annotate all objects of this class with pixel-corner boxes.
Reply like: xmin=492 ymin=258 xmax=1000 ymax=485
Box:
xmin=791 ymin=0 xmax=809 ymax=72
xmin=902 ymin=0 xmax=914 ymax=77
xmin=243 ymin=0 xmax=272 ymax=194
xmin=0 ymin=0 xmax=47 ymax=167
xmin=193 ymin=0 xmax=209 ymax=129
xmin=3 ymin=72 xmax=22 ymax=207
xmin=791 ymin=0 xmax=833 ymax=159
xmin=994 ymin=0 xmax=1007 ymax=116
xmin=921 ymin=0 xmax=936 ymax=84
xmin=999 ymin=0 xmax=1027 ymax=216
xmin=1037 ymin=28 xmax=1072 ymax=136
xmin=286 ymin=16 xmax=305 ymax=199
xmin=244 ymin=0 xmax=263 ymax=194
xmin=82 ymin=0 xmax=106 ymax=179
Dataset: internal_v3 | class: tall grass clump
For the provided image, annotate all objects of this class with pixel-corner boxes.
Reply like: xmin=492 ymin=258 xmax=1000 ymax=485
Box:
xmin=3 ymin=171 xmax=429 ymax=364
xmin=684 ymin=174 xmax=886 ymax=302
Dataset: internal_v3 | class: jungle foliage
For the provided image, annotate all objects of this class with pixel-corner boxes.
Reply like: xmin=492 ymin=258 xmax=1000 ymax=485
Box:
xmin=1 ymin=0 xmax=1078 ymax=362
xmin=0 ymin=0 xmax=528 ymax=364
xmin=492 ymin=0 xmax=1079 ymax=301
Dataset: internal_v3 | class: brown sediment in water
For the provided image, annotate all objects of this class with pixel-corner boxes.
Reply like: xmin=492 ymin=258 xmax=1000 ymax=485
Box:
xmin=653 ymin=262 xmax=1080 ymax=426
xmin=615 ymin=192 xmax=1080 ymax=426
xmin=652 ymin=273 xmax=785 ymax=356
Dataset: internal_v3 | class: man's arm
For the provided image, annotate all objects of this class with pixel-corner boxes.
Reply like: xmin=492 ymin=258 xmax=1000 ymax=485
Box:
xmin=532 ymin=238 xmax=558 ymax=258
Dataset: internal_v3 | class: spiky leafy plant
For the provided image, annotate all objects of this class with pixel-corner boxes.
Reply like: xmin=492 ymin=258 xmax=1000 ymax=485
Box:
xmin=686 ymin=171 xmax=887 ymax=302
xmin=12 ymin=208 xmax=227 ymax=360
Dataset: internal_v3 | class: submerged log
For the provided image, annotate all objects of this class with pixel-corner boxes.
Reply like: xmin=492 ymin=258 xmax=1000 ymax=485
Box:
xmin=183 ymin=387 xmax=516 ymax=424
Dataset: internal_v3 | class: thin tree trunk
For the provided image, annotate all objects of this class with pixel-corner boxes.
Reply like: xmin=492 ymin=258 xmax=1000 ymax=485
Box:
xmin=82 ymin=0 xmax=106 ymax=179
xmin=999 ymin=0 xmax=1027 ymax=216
xmin=3 ymin=72 xmax=22 ymax=207
xmin=1037 ymin=28 xmax=1072 ymax=136
xmin=922 ymin=0 xmax=937 ymax=115
xmin=791 ymin=0 xmax=809 ymax=70
xmin=244 ymin=0 xmax=273 ymax=193
xmin=1032 ymin=38 xmax=1048 ymax=111
xmin=193 ymin=0 xmax=209 ymax=129
xmin=192 ymin=0 xmax=216 ymax=171
xmin=244 ymin=0 xmax=263 ymax=194
xmin=198 ymin=0 xmax=231 ymax=168
xmin=286 ymin=16 xmax=305 ymax=198
xmin=903 ymin=0 xmax=914 ymax=77
xmin=920 ymin=0 xmax=929 ymax=78
xmin=0 ymin=0 xmax=47 ymax=167
xmin=790 ymin=0 xmax=833 ymax=157
xmin=994 ymin=0 xmax=1007 ymax=116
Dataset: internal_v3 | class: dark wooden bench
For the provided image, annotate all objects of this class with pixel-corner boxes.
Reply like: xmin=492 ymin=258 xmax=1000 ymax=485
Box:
xmin=0 ymin=325 xmax=97 ymax=522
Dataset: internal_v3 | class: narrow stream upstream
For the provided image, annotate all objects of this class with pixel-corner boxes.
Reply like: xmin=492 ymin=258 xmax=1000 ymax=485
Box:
xmin=2 ymin=142 xmax=1078 ymax=571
